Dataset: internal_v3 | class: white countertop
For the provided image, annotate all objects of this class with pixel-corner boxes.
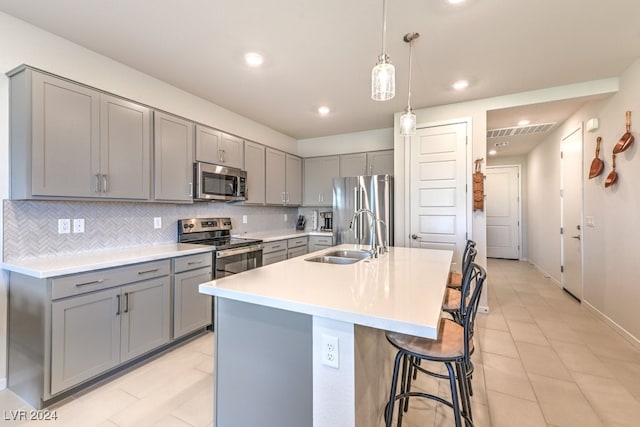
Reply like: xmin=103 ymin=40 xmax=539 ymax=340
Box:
xmin=236 ymin=229 xmax=332 ymax=242
xmin=1 ymin=243 xmax=213 ymax=278
xmin=200 ymin=244 xmax=453 ymax=339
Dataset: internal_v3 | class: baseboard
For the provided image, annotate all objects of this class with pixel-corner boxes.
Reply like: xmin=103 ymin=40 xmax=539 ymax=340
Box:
xmin=0 ymin=377 xmax=6 ymax=390
xmin=583 ymin=300 xmax=640 ymax=351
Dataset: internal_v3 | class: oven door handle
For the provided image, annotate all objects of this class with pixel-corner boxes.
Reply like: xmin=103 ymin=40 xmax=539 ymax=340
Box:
xmin=216 ymin=245 xmax=262 ymax=258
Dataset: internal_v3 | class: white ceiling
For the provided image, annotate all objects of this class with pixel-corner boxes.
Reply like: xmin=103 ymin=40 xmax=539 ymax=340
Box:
xmin=1 ymin=0 xmax=640 ymax=144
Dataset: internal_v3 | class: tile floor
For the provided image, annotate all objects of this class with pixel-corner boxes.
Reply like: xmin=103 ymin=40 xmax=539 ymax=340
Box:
xmin=1 ymin=258 xmax=640 ymax=426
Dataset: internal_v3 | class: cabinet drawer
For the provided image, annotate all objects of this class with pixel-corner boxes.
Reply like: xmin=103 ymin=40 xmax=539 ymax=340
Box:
xmin=287 ymin=237 xmax=309 ymax=248
xmin=287 ymin=246 xmax=307 ymax=259
xmin=52 ymin=260 xmax=170 ymax=300
xmin=309 ymin=236 xmax=333 ymax=246
xmin=173 ymin=252 xmax=212 ymax=273
xmin=263 ymin=250 xmax=288 ymax=266
xmin=263 ymin=240 xmax=287 ymax=254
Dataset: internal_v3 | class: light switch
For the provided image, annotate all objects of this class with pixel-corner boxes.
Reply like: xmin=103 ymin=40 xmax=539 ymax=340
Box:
xmin=585 ymin=216 xmax=595 ymax=227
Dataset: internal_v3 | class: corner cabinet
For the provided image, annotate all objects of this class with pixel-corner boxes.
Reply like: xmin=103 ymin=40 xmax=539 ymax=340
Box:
xmin=8 ymin=66 xmax=152 ymax=200
xmin=265 ymin=148 xmax=302 ymax=205
xmin=303 ymin=156 xmax=339 ymax=206
xmin=195 ymin=125 xmax=243 ymax=170
xmin=153 ymin=111 xmax=194 ymax=202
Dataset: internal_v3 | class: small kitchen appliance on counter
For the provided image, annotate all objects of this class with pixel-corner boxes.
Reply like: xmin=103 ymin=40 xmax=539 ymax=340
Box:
xmin=296 ymin=215 xmax=306 ymax=230
xmin=178 ymin=217 xmax=263 ymax=279
xmin=320 ymin=211 xmax=333 ymax=231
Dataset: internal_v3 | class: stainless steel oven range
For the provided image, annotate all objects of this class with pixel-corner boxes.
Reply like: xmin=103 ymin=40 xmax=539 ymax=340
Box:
xmin=177 ymin=217 xmax=263 ymax=279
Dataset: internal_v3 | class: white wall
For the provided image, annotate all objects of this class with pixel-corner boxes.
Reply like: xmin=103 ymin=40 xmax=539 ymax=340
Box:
xmin=487 ymin=155 xmax=528 ymax=260
xmin=0 ymin=11 xmax=298 ymax=389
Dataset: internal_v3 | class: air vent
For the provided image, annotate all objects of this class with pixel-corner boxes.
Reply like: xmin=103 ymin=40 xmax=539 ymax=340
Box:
xmin=487 ymin=123 xmax=556 ymax=138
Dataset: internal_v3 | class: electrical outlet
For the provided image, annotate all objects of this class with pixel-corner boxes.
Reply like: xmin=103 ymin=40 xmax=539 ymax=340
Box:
xmin=284 ymin=214 xmax=288 ymax=222
xmin=58 ymin=219 xmax=70 ymax=234
xmin=73 ymin=218 xmax=85 ymax=233
xmin=154 ymin=217 xmax=162 ymax=229
xmin=321 ymin=334 xmax=339 ymax=369
xmin=242 ymin=215 xmax=248 ymax=224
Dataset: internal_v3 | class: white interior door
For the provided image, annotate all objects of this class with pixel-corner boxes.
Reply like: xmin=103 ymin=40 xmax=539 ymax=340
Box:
xmin=486 ymin=165 xmax=520 ymax=259
xmin=409 ymin=122 xmax=467 ymax=262
xmin=561 ymin=127 xmax=583 ymax=300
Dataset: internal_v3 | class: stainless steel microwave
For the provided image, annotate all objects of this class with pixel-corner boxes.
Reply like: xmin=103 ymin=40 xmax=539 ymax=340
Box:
xmin=194 ymin=162 xmax=247 ymax=201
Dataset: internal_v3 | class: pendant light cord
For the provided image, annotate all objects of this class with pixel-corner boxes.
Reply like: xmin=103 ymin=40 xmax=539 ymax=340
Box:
xmin=407 ymin=39 xmax=413 ymax=110
xmin=381 ymin=0 xmax=388 ymax=55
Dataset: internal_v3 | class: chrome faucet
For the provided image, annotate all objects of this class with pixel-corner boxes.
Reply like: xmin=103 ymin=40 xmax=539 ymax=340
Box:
xmin=349 ymin=209 xmax=387 ymax=258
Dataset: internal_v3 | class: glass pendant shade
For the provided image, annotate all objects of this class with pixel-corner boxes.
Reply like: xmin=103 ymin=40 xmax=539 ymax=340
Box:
xmin=400 ymin=108 xmax=416 ymax=135
xmin=371 ymin=54 xmax=395 ymax=101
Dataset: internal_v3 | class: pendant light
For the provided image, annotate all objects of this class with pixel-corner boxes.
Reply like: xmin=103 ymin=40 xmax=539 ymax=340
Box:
xmin=371 ymin=0 xmax=395 ymax=101
xmin=400 ymin=32 xmax=419 ymax=135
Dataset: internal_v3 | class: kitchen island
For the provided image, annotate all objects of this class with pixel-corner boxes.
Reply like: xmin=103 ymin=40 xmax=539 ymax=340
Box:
xmin=199 ymin=244 xmax=453 ymax=427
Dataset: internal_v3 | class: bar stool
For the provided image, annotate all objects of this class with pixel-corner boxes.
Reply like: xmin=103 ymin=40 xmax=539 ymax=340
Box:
xmin=448 ymin=240 xmax=476 ymax=289
xmin=384 ymin=263 xmax=486 ymax=427
xmin=443 ymin=247 xmax=477 ymax=323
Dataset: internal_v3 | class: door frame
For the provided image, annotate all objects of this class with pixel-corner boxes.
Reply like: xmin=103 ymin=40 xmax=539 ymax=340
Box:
xmin=486 ymin=164 xmax=522 ymax=260
xmin=560 ymin=126 xmax=584 ymax=301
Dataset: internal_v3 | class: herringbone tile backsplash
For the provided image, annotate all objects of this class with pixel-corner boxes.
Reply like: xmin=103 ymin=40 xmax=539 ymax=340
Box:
xmin=3 ymin=200 xmax=299 ymax=261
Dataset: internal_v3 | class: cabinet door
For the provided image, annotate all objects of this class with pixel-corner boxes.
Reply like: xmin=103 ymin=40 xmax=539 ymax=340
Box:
xmin=339 ymin=153 xmax=367 ymax=177
xmin=173 ymin=268 xmax=213 ymax=339
xmin=303 ymin=157 xmax=323 ymax=206
xmin=285 ymin=154 xmax=302 ymax=205
xmin=220 ymin=132 xmax=244 ymax=169
xmin=51 ymin=288 xmax=121 ymax=395
xmin=320 ymin=156 xmax=339 ymax=206
xmin=368 ymin=150 xmax=394 ymax=175
xmin=195 ymin=125 xmax=221 ymax=164
xmin=154 ymin=112 xmax=194 ymax=202
xmin=100 ymin=95 xmax=151 ymax=199
xmin=265 ymin=148 xmax=286 ymax=204
xmin=120 ymin=277 xmax=171 ymax=362
xmin=244 ymin=141 xmax=265 ymax=204
xmin=31 ymin=72 xmax=100 ymax=197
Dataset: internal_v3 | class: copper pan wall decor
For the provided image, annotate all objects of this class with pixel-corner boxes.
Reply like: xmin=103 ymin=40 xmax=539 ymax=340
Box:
xmin=588 ymin=136 xmax=604 ymax=179
xmin=473 ymin=158 xmax=484 ymax=211
xmin=604 ymin=153 xmax=618 ymax=188
xmin=613 ymin=110 xmax=634 ymax=154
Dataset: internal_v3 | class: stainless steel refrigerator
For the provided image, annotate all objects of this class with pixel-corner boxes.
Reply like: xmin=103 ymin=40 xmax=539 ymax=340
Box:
xmin=332 ymin=175 xmax=393 ymax=247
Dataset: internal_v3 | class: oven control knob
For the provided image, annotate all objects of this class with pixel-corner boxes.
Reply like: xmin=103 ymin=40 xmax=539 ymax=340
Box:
xmin=183 ymin=224 xmax=189 ymax=229
xmin=188 ymin=224 xmax=194 ymax=228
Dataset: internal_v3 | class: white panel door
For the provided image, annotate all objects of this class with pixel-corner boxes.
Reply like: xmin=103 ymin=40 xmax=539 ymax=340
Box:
xmin=409 ymin=122 xmax=467 ymax=262
xmin=486 ymin=166 xmax=520 ymax=259
xmin=561 ymin=128 xmax=583 ymax=301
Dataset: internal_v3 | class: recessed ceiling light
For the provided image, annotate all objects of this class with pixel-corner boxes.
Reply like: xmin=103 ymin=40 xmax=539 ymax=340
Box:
xmin=244 ymin=52 xmax=264 ymax=67
xmin=318 ymin=106 xmax=331 ymax=116
xmin=488 ymin=149 xmax=497 ymax=156
xmin=448 ymin=0 xmax=466 ymax=4
xmin=518 ymin=119 xmax=530 ymax=126
xmin=452 ymin=80 xmax=469 ymax=90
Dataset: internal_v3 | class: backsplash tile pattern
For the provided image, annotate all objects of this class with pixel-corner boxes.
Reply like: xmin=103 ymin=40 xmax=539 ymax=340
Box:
xmin=3 ymin=200 xmax=299 ymax=261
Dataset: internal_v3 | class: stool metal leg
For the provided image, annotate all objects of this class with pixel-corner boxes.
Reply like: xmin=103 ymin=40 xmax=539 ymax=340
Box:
xmin=385 ymin=350 xmax=405 ymax=427
xmin=445 ymin=361 xmax=462 ymax=427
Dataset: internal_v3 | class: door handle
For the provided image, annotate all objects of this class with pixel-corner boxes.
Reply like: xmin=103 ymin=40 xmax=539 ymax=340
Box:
xmin=411 ymin=234 xmax=418 ymax=240
xmin=572 ymin=235 xmax=581 ymax=240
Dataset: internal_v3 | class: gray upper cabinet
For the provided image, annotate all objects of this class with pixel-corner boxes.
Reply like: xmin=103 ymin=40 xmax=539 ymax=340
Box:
xmin=244 ymin=140 xmax=266 ymax=204
xmin=265 ymin=149 xmax=302 ymax=205
xmin=303 ymin=156 xmax=339 ymax=206
xmin=339 ymin=150 xmax=393 ymax=177
xmin=154 ymin=111 xmax=194 ymax=202
xmin=8 ymin=67 xmax=151 ymax=200
xmin=195 ymin=125 xmax=243 ymax=169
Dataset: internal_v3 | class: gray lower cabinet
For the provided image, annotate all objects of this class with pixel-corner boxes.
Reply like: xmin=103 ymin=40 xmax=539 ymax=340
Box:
xmin=172 ymin=253 xmax=213 ymax=339
xmin=8 ymin=66 xmax=152 ymax=200
xmin=262 ymin=240 xmax=288 ymax=265
xmin=154 ymin=111 xmax=194 ymax=202
xmin=50 ymin=275 xmax=170 ymax=395
xmin=308 ymin=235 xmax=333 ymax=252
xmin=287 ymin=236 xmax=309 ymax=259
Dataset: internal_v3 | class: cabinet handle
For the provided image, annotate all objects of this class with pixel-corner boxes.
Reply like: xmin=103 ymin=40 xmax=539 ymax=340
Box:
xmin=94 ymin=174 xmax=101 ymax=193
xmin=188 ymin=182 xmax=193 ymax=197
xmin=318 ymin=194 xmax=322 ymax=203
xmin=102 ymin=174 xmax=109 ymax=193
xmin=286 ymin=192 xmax=290 ymax=203
xmin=272 ymin=245 xmax=281 ymax=249
xmin=116 ymin=294 xmax=121 ymax=316
xmin=75 ymin=279 xmax=105 ymax=287
xmin=137 ymin=268 xmax=159 ymax=275
xmin=221 ymin=149 xmax=226 ymax=163
xmin=187 ymin=260 xmax=203 ymax=265
xmin=124 ymin=292 xmax=129 ymax=313
xmin=282 ymin=192 xmax=286 ymax=203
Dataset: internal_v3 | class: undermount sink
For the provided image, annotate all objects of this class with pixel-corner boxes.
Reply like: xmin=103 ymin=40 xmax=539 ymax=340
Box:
xmin=305 ymin=249 xmax=372 ymax=265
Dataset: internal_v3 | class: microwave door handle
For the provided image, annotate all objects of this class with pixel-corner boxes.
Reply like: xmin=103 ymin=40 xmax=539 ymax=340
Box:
xmin=217 ymin=245 xmax=262 ymax=258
